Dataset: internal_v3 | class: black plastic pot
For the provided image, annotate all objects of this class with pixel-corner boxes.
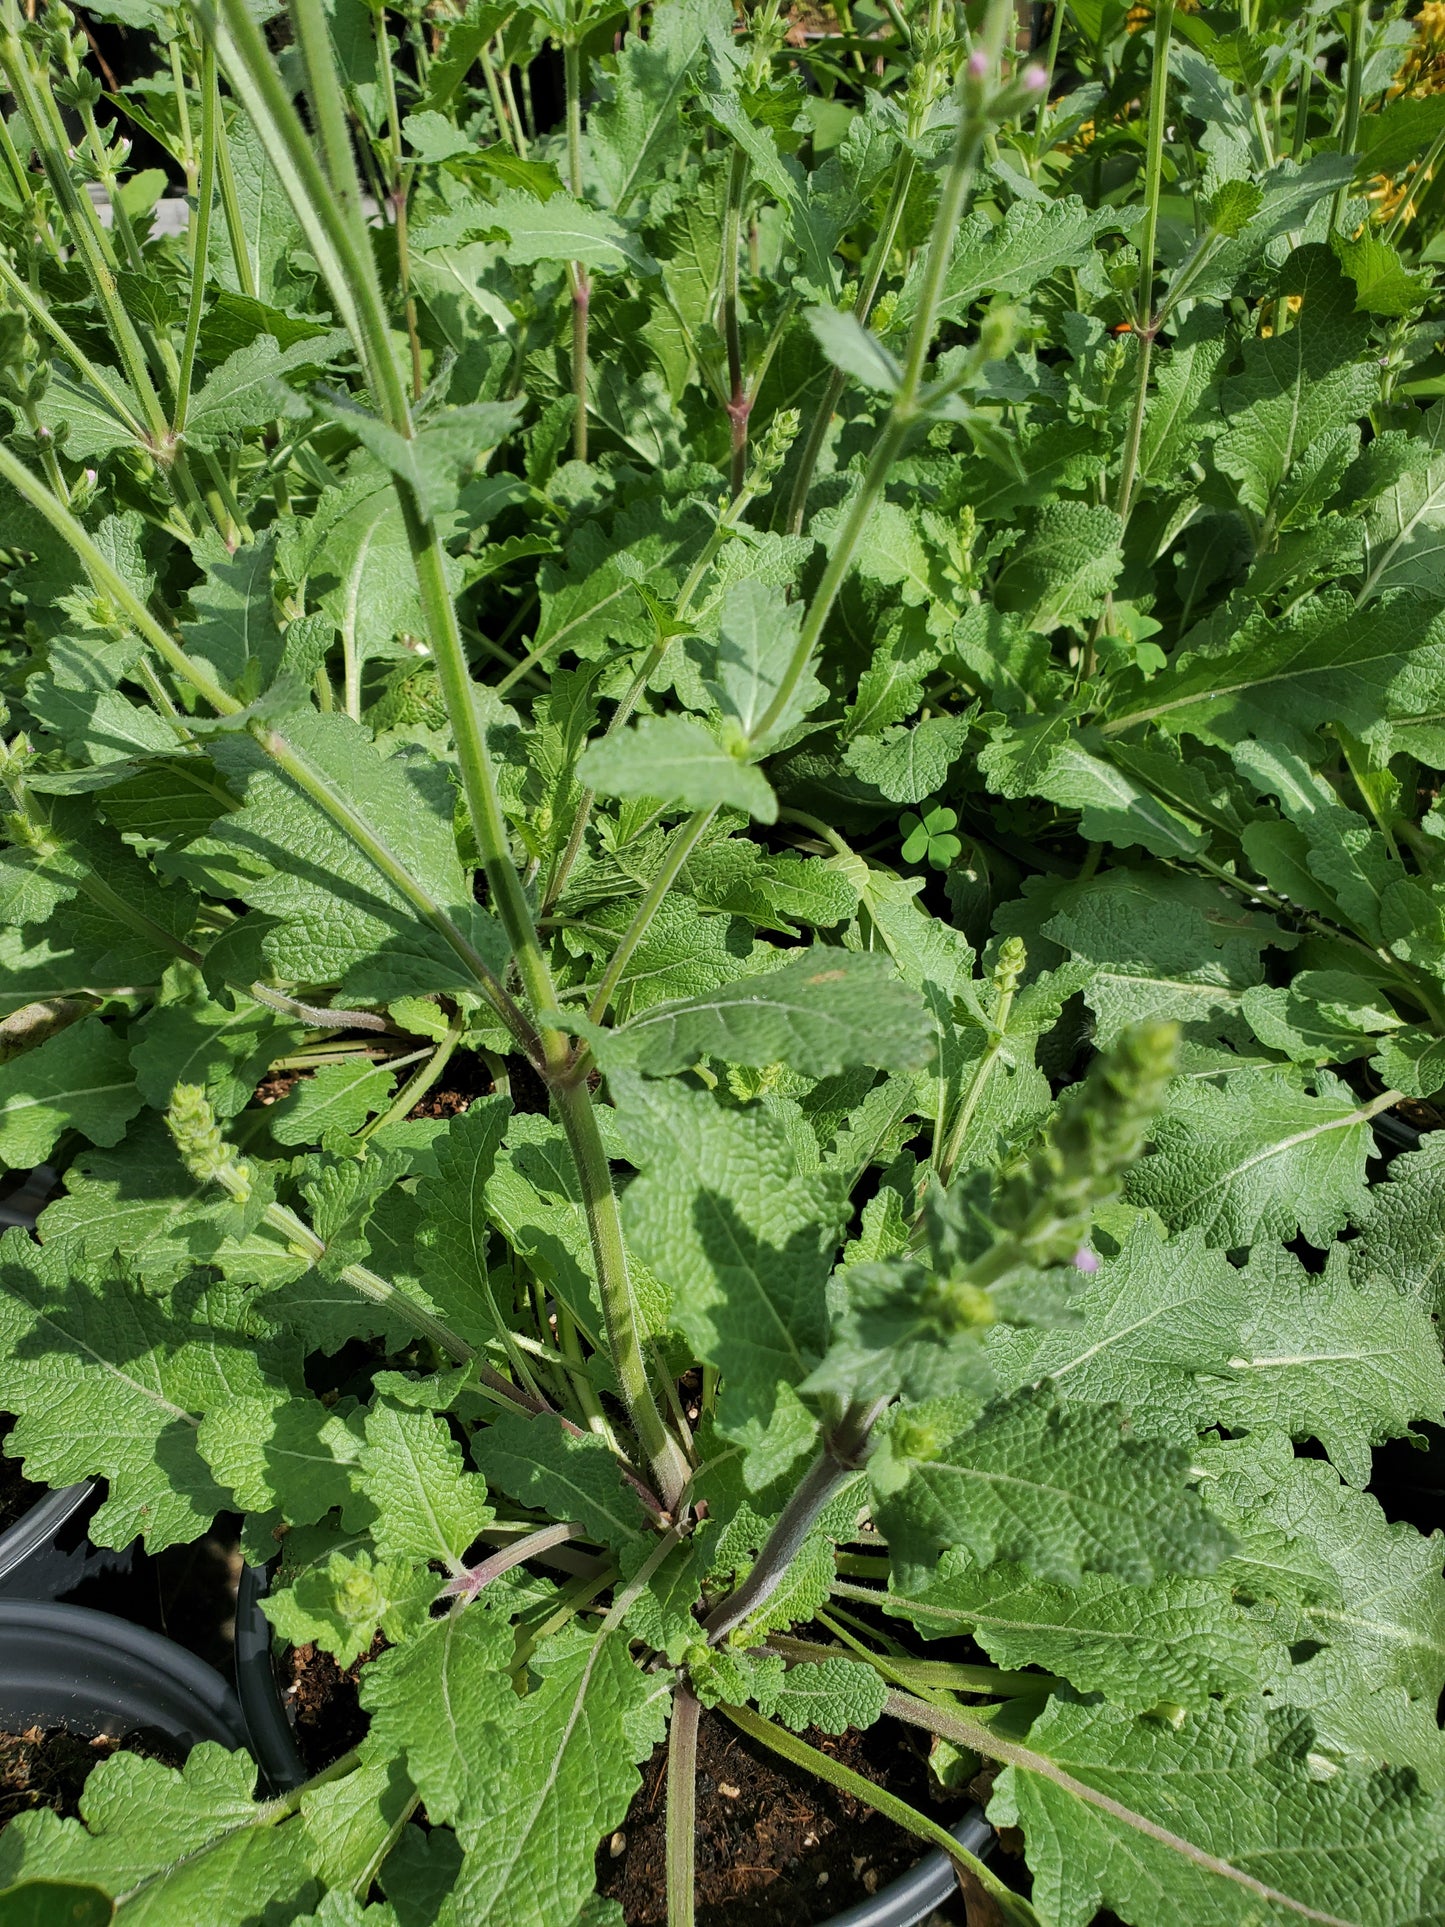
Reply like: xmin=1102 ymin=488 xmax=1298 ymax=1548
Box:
xmin=234 ymin=1564 xmax=994 ymax=1923
xmin=0 ymin=1480 xmax=124 ymax=1604
xmin=0 ymin=1600 xmax=249 ymax=1755
xmin=234 ymin=1563 xmax=307 ymax=1791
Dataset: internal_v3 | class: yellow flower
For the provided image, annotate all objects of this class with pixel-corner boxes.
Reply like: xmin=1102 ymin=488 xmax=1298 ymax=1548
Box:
xmin=1391 ymin=1 xmax=1445 ymax=97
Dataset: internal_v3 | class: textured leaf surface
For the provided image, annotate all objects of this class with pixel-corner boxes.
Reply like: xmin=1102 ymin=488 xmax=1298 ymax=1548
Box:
xmin=596 ymin=950 xmax=930 ymax=1077
xmin=616 ymin=1074 xmax=847 ymax=1438
xmin=871 ymin=1385 xmax=1232 ymax=1593
xmin=990 ymin=1695 xmax=1445 ymax=1927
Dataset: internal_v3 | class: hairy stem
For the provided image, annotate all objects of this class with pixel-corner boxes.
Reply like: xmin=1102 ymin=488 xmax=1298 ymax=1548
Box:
xmin=173 ymin=38 xmax=220 ymax=437
xmin=784 ymin=143 xmax=916 ymax=534
xmin=754 ymin=4 xmax=1012 ymax=750
xmin=703 ymin=1402 xmax=875 ymax=1643
xmin=554 ymin=1075 xmax=691 ymax=1514
xmin=1331 ymin=0 xmax=1369 ymax=232
xmin=443 ymin=1520 xmax=581 ymax=1597
xmin=564 ymin=32 xmax=589 ymax=462
xmin=721 ymin=143 xmax=750 ymax=499
xmin=587 ymin=806 xmax=719 ymax=1026
xmin=666 ymin=1684 xmax=700 ymax=1927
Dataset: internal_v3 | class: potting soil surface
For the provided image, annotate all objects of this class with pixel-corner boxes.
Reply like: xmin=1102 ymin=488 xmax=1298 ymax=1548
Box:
xmin=0 ymin=1724 xmax=185 ymax=1827
xmin=285 ymin=1635 xmax=383 ymax=1775
xmin=596 ymin=1708 xmax=969 ymax=1926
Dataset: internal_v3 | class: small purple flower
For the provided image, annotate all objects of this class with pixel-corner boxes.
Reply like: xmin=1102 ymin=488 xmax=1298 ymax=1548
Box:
xmin=1073 ymin=1246 xmax=1100 ymax=1273
xmin=1022 ymin=62 xmax=1049 ymax=94
xmin=967 ymin=49 xmax=990 ymax=78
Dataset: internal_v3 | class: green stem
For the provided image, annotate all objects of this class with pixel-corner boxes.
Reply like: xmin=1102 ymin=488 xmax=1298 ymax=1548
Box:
xmin=553 ymin=1074 xmax=691 ymax=1514
xmin=208 ymin=0 xmax=681 ymax=1523
xmin=716 ymin=1704 xmax=1030 ymax=1919
xmin=935 ymin=973 xmax=1018 ymax=1187
xmin=1384 ymin=124 xmax=1445 ymax=243
xmin=721 ymin=143 xmax=750 ymax=500
xmin=785 ymin=112 xmax=919 ymax=533
xmin=290 ymin=0 xmax=369 ymax=247
xmin=1331 ymin=0 xmax=1369 ymax=232
xmin=755 ymin=6 xmax=1011 ymax=750
xmin=1291 ymin=13 xmax=1317 ymax=160
xmin=0 ymin=13 xmax=170 ymax=447
xmin=1135 ymin=0 xmax=1174 ymax=333
xmin=543 ymin=482 xmax=766 ymax=913
xmin=587 ymin=806 xmax=719 ymax=1026
xmin=1112 ymin=0 xmax=1173 ymax=531
xmin=477 ymin=41 xmax=519 ymax=154
xmin=564 ymin=32 xmax=589 ymax=463
xmin=213 ymin=92 xmax=258 ymax=298
xmin=357 ymin=1005 xmax=466 ymax=1140
xmin=374 ymin=8 xmax=424 ymax=400
xmin=666 ymin=1684 xmax=700 ymax=1927
xmin=173 ymin=39 xmax=220 ymax=438
xmin=0 ymin=441 xmax=236 ymax=713
xmin=703 ymin=1406 xmax=873 ymax=1643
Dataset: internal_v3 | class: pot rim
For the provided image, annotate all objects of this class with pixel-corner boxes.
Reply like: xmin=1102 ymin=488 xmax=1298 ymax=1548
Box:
xmin=0 ymin=1597 xmax=250 ymax=1754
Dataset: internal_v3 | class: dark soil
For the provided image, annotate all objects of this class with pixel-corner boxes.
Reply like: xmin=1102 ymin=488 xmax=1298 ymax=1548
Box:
xmin=406 ymin=1042 xmax=498 ymax=1121
xmin=597 ymin=1709 xmax=971 ymax=1927
xmin=0 ymin=1419 xmax=44 ymax=1537
xmin=282 ymin=1635 xmax=383 ymax=1775
xmin=0 ymin=1723 xmax=186 ymax=1827
xmin=253 ymin=1068 xmax=305 ymax=1107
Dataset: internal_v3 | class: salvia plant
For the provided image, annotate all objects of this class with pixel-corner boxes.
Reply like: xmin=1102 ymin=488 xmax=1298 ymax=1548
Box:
xmin=0 ymin=0 xmax=1443 ymax=1919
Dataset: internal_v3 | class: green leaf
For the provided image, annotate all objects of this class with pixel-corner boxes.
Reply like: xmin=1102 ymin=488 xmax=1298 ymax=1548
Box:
xmin=588 ymin=0 xmax=726 ymax=213
xmin=484 ymin=191 xmax=656 ymax=275
xmin=805 ymin=305 xmax=901 ymax=392
xmin=470 ymin=1412 xmax=649 ymax=1549
xmin=1330 ymin=229 xmax=1433 ymax=317
xmin=0 ymin=1235 xmax=290 ymax=1549
xmin=577 ymin=714 xmax=777 ymax=822
xmin=979 ymin=721 xmax=1206 ymax=860
xmin=1371 ymin=1026 xmax=1445 ymax=1099
xmin=181 ymin=533 xmax=286 ymax=692
xmin=314 ymin=397 xmax=525 ymax=521
xmin=1200 ymin=1430 xmax=1445 ymax=1787
xmin=768 ymin=1655 xmax=889 ymax=1734
xmin=891 ymin=1556 xmax=1260 ymax=1711
xmin=900 ymin=197 xmax=1115 ymax=330
xmin=360 ymin=1607 xmax=516 ymax=1825
xmin=209 ymin=710 xmax=503 ymax=999
xmin=1105 ymin=590 xmax=1445 ymax=753
xmin=184 ymin=331 xmax=349 ymax=446
xmin=1353 ymin=1128 xmax=1445 ymax=1318
xmin=356 ymin=1400 xmax=493 ymax=1568
xmin=0 ymin=1018 xmax=145 ymax=1170
xmin=844 ymin=715 xmax=971 ymax=805
xmin=269 ymin=1061 xmax=397 ymax=1145
xmin=0 ymin=1884 xmax=114 ymax=1927
xmin=704 ymin=579 xmax=821 ymax=749
xmin=991 ymin=1221 xmax=1445 ymax=1487
xmin=263 ymin=1546 xmax=434 ymax=1664
xmin=993 ymin=504 xmax=1124 ymax=634
xmin=594 ymin=949 xmax=931 ymax=1078
xmin=616 ymin=1072 xmax=848 ymax=1442
xmin=1125 ymin=1067 xmax=1377 ymax=1248
xmin=871 ymin=1384 xmax=1232 ymax=1594
xmin=0 ymin=1745 xmax=313 ymax=1925
xmin=989 ymin=1694 xmax=1445 ymax=1927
